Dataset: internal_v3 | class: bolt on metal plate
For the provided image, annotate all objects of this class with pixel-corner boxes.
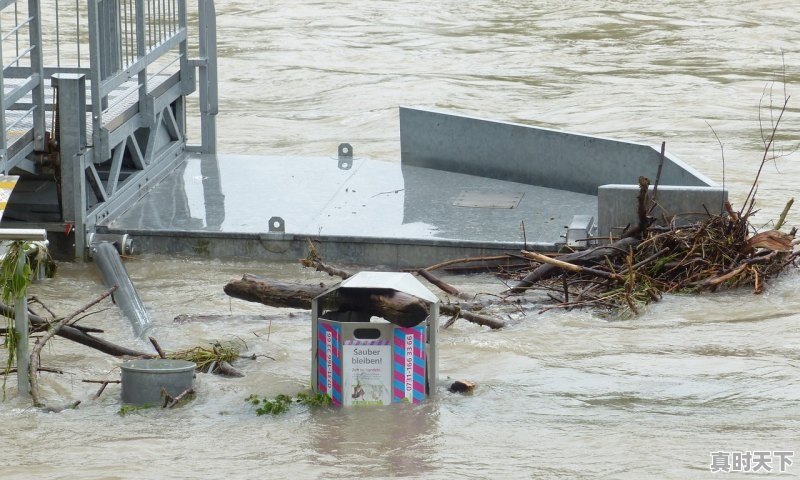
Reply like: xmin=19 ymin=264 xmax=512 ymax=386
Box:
xmin=268 ymin=216 xmax=285 ymax=232
xmin=338 ymin=143 xmax=353 ymax=170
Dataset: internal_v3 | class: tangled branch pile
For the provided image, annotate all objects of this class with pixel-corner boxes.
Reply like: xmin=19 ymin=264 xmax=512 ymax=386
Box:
xmin=506 ymin=195 xmax=797 ymax=317
xmin=503 ymin=82 xmax=799 ymax=317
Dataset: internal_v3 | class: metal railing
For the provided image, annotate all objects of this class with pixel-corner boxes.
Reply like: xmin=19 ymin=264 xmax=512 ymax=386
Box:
xmin=0 ymin=0 xmax=216 ymax=174
xmin=87 ymin=0 xmax=189 ymax=160
xmin=0 ymin=0 xmax=216 ymax=259
xmin=0 ymin=0 xmax=46 ymax=174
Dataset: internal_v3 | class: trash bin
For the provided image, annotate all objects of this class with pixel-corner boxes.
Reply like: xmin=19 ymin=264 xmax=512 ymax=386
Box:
xmin=311 ymin=272 xmax=439 ymax=407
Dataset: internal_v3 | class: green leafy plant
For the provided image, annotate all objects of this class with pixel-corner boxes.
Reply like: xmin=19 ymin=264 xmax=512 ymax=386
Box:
xmin=117 ymin=403 xmax=156 ymax=416
xmin=247 ymin=393 xmax=292 ymax=415
xmin=246 ymin=391 xmax=332 ymax=415
xmin=295 ymin=391 xmax=333 ymax=407
xmin=1 ymin=241 xmax=55 ymax=398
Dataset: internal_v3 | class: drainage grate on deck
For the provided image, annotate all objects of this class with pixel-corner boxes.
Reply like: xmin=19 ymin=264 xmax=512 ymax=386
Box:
xmin=453 ymin=190 xmax=524 ymax=209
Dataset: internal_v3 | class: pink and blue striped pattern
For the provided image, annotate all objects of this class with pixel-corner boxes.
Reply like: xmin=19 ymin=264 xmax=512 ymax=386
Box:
xmin=344 ymin=339 xmax=390 ymax=346
xmin=317 ymin=321 xmax=343 ymax=406
xmin=392 ymin=325 xmax=426 ymax=403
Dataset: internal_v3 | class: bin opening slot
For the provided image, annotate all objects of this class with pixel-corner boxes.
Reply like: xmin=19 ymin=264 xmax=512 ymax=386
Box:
xmin=353 ymin=328 xmax=382 ymax=340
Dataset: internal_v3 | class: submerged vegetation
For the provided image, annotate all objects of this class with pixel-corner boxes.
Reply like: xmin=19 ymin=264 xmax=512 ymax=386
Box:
xmin=1 ymin=241 xmax=57 ymax=397
xmin=168 ymin=340 xmax=243 ymax=373
xmin=246 ymin=391 xmax=332 ymax=415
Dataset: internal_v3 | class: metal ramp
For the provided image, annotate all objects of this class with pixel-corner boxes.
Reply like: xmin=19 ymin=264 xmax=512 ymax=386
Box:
xmin=0 ymin=0 xmax=218 ymax=258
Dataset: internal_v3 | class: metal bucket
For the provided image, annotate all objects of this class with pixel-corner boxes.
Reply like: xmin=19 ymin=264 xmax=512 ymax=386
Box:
xmin=120 ymin=359 xmax=196 ymax=405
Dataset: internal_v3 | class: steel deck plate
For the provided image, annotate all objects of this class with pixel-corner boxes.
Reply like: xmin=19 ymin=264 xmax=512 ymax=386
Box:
xmin=100 ymin=153 xmax=598 ymax=267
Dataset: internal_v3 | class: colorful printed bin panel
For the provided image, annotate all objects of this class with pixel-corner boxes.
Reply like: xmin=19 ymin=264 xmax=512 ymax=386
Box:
xmin=317 ymin=321 xmax=343 ymax=406
xmin=342 ymin=339 xmax=392 ymax=406
xmin=392 ymin=326 xmax=427 ymax=404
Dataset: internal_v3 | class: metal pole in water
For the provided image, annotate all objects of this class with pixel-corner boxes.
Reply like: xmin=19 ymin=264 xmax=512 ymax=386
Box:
xmin=14 ymin=295 xmax=29 ymax=398
xmin=93 ymin=242 xmax=151 ymax=338
xmin=0 ymin=229 xmax=47 ymax=398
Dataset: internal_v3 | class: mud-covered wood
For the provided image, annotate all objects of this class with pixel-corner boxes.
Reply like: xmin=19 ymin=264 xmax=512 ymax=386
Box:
xmin=0 ymin=304 xmax=151 ymax=358
xmin=225 ymin=273 xmax=506 ymax=330
xmin=225 ymin=274 xmax=430 ymax=328
xmin=224 ymin=274 xmax=328 ymax=309
xmin=510 ymin=236 xmax=640 ymax=293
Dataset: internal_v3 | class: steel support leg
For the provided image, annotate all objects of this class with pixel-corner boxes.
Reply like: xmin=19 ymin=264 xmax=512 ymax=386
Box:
xmin=52 ymin=74 xmax=88 ymax=259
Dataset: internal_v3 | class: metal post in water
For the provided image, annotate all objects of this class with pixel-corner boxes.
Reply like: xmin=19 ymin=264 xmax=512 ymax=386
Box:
xmin=0 ymin=229 xmax=47 ymax=398
xmin=14 ymin=296 xmax=29 ymax=398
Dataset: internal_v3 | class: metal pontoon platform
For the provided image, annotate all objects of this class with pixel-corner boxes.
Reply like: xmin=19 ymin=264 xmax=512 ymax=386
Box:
xmin=98 ymin=152 xmax=597 ymax=268
xmin=0 ymin=1 xmax=727 ymax=267
xmin=95 ymin=105 xmax=728 ymax=269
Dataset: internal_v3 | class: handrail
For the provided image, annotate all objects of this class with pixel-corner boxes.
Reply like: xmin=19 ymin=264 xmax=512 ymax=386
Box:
xmin=1 ymin=15 xmax=32 ymax=42
xmin=0 ymin=0 xmax=215 ymax=168
xmin=3 ymin=45 xmax=34 ymax=70
xmin=0 ymin=0 xmax=46 ymax=172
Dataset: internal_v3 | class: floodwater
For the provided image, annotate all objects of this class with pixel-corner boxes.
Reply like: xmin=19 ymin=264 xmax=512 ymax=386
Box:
xmin=3 ymin=1 xmax=800 ymax=478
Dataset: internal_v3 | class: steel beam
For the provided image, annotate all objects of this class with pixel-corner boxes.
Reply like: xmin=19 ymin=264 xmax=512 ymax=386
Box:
xmin=52 ymin=73 xmax=88 ymax=258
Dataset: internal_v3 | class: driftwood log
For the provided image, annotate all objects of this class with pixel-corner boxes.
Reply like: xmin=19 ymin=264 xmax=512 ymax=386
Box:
xmin=510 ymin=236 xmax=640 ymax=294
xmin=510 ymin=175 xmax=652 ymax=294
xmin=225 ymin=274 xmax=429 ymax=328
xmin=224 ymin=274 xmax=506 ymax=329
xmin=173 ymin=314 xmax=279 ymax=323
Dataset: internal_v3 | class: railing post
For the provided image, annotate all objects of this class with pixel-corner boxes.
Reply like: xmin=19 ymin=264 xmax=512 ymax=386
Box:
xmin=52 ymin=74 xmax=88 ymax=259
xmin=198 ymin=0 xmax=217 ymax=153
xmin=28 ymin=0 xmax=46 ymax=152
xmin=0 ymin=16 xmax=6 ymax=174
xmin=135 ymin=0 xmax=148 ymax=115
xmin=87 ymin=0 xmax=104 ymax=163
xmin=97 ymin=0 xmax=122 ymax=82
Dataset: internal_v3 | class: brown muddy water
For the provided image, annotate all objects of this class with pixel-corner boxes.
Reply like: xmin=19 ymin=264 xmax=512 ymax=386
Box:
xmin=3 ymin=1 xmax=800 ymax=478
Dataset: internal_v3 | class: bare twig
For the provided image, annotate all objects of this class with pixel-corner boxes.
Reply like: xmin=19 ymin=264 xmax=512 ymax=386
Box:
xmin=166 ymin=388 xmax=194 ymax=409
xmin=423 ymin=255 xmax=513 ymax=272
xmin=149 ymin=337 xmax=167 ymax=359
xmin=648 ymin=142 xmax=666 ymax=214
xmin=28 ymin=287 xmax=117 ymax=407
xmin=417 ymin=268 xmax=471 ymax=301
xmin=519 ymin=250 xmax=623 ymax=282
xmin=28 ymin=296 xmax=57 ymax=319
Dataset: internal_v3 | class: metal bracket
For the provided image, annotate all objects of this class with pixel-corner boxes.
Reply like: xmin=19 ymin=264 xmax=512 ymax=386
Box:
xmin=564 ymin=215 xmax=596 ymax=247
xmin=87 ymin=233 xmax=134 ymax=256
xmin=268 ymin=216 xmax=285 ymax=233
xmin=338 ymin=143 xmax=353 ymax=170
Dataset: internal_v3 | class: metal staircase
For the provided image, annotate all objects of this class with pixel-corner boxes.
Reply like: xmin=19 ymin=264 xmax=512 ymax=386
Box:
xmin=0 ymin=0 xmax=217 ymax=258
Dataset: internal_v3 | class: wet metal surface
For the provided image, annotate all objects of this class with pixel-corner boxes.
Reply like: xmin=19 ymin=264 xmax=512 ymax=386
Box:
xmin=453 ymin=190 xmax=525 ymax=209
xmin=103 ymin=153 xmax=597 ymax=256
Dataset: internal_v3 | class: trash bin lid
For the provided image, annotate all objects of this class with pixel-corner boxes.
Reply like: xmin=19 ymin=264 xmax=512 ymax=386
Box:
xmin=339 ymin=272 xmax=439 ymax=303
